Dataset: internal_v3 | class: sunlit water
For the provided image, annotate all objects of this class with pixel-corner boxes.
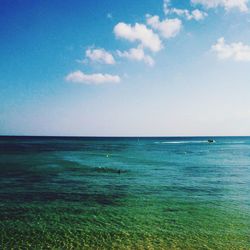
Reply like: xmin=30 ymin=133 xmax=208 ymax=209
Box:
xmin=0 ymin=136 xmax=249 ymax=249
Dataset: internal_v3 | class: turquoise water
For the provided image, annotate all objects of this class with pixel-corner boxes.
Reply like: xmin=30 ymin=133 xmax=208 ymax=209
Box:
xmin=0 ymin=136 xmax=249 ymax=249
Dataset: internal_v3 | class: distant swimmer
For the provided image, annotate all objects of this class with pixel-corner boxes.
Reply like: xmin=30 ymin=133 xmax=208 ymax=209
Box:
xmin=208 ymin=139 xmax=215 ymax=143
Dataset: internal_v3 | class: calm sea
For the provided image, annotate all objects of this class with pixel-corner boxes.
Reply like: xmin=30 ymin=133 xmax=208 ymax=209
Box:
xmin=0 ymin=136 xmax=249 ymax=249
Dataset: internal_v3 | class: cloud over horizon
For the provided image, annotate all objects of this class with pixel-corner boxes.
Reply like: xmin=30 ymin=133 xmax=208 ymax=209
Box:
xmin=212 ymin=37 xmax=250 ymax=61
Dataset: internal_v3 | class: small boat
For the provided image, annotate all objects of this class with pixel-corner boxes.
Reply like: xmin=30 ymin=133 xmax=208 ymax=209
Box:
xmin=208 ymin=139 xmax=215 ymax=143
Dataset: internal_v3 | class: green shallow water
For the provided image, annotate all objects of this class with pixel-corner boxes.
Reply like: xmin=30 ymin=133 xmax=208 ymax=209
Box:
xmin=0 ymin=137 xmax=250 ymax=249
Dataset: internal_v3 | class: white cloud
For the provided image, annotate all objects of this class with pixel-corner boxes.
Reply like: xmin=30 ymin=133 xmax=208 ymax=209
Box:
xmin=171 ymin=8 xmax=207 ymax=20
xmin=117 ymin=46 xmax=155 ymax=66
xmin=211 ymin=37 xmax=250 ymax=61
xmin=191 ymin=9 xmax=208 ymax=20
xmin=146 ymin=15 xmax=182 ymax=39
xmin=65 ymin=71 xmax=121 ymax=84
xmin=114 ymin=22 xmax=162 ymax=52
xmin=163 ymin=0 xmax=171 ymax=15
xmin=191 ymin=0 xmax=248 ymax=12
xmin=86 ymin=48 xmax=115 ymax=65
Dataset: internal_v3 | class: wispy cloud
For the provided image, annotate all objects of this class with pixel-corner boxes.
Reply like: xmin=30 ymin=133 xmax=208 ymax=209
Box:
xmin=114 ymin=22 xmax=162 ymax=52
xmin=163 ymin=0 xmax=207 ymax=21
xmin=86 ymin=48 xmax=115 ymax=65
xmin=117 ymin=46 xmax=155 ymax=66
xmin=171 ymin=8 xmax=207 ymax=21
xmin=146 ymin=15 xmax=182 ymax=39
xmin=65 ymin=71 xmax=121 ymax=84
xmin=191 ymin=0 xmax=248 ymax=12
xmin=212 ymin=37 xmax=250 ymax=61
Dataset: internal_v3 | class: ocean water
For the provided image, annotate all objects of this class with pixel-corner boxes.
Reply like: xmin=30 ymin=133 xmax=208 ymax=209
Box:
xmin=0 ymin=136 xmax=249 ymax=249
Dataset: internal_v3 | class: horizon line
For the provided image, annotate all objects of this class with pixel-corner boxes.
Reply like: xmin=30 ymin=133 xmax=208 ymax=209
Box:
xmin=0 ymin=135 xmax=250 ymax=138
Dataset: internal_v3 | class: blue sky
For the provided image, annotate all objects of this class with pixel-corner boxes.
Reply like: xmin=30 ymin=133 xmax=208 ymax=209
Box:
xmin=1 ymin=0 xmax=250 ymax=136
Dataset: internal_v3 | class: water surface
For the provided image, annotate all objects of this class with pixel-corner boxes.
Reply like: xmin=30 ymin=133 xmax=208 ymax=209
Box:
xmin=0 ymin=136 xmax=249 ymax=249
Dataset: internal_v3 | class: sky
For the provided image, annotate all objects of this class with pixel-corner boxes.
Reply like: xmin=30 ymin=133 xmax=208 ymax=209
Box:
xmin=1 ymin=0 xmax=250 ymax=136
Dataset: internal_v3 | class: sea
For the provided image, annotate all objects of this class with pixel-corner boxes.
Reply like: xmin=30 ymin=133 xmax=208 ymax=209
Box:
xmin=0 ymin=136 xmax=249 ymax=249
